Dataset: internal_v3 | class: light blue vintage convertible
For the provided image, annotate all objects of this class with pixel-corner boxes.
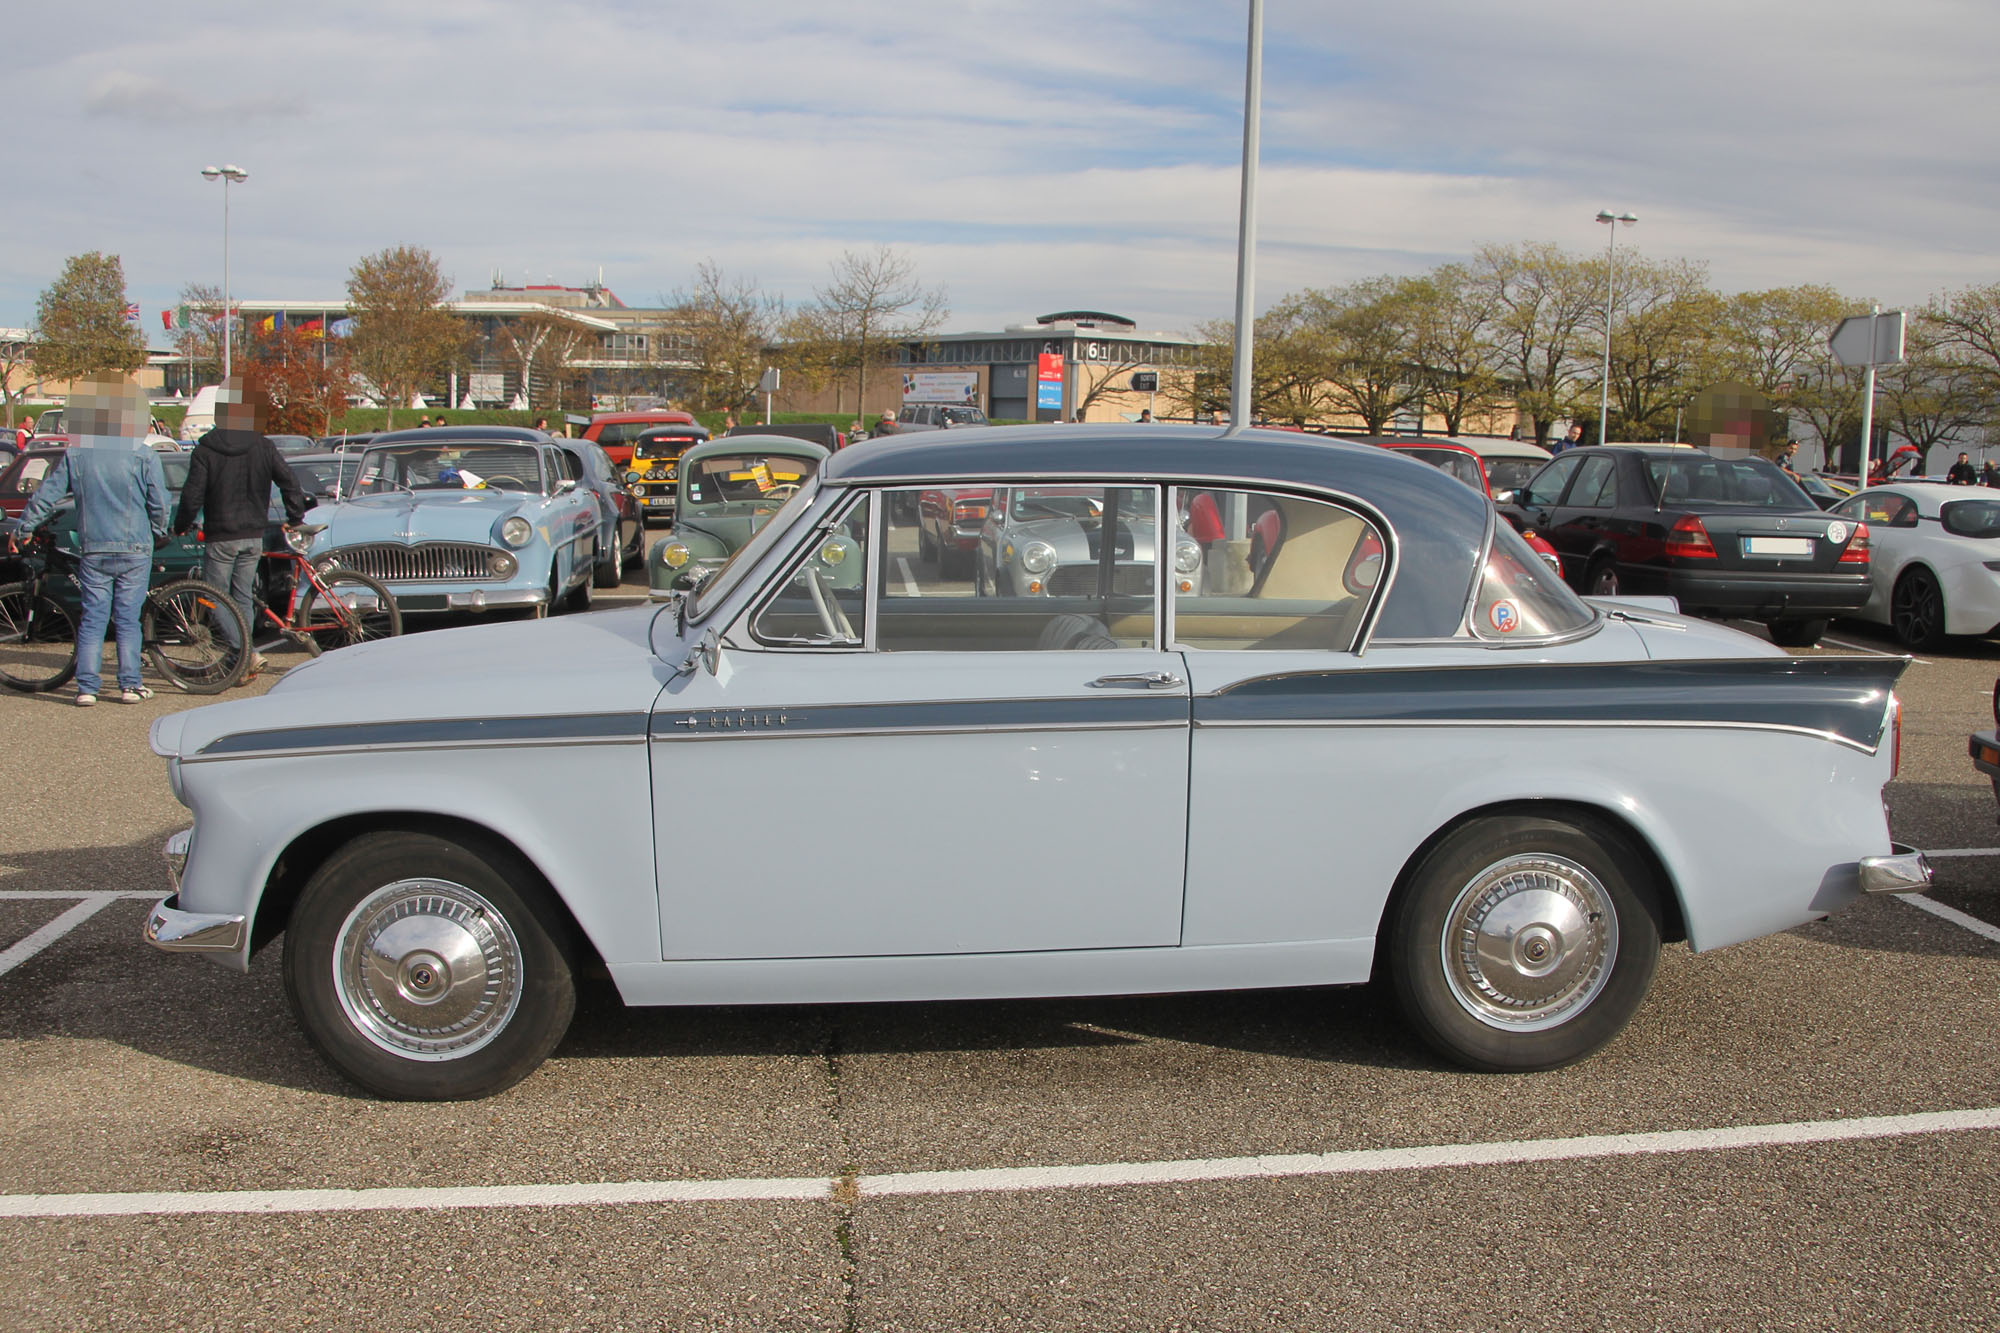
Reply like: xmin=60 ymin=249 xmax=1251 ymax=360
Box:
xmin=145 ymin=424 xmax=1930 ymax=1099
xmin=303 ymin=426 xmax=603 ymax=617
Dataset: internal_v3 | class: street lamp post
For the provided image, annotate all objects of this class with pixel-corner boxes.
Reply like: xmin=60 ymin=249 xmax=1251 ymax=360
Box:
xmin=200 ymin=164 xmax=249 ymax=382
xmin=1595 ymin=209 xmax=1636 ymax=445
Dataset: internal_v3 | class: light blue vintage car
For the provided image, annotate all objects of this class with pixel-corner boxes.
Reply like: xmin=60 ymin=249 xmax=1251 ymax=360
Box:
xmin=145 ymin=424 xmax=1930 ymax=1099
xmin=302 ymin=426 xmax=603 ymax=617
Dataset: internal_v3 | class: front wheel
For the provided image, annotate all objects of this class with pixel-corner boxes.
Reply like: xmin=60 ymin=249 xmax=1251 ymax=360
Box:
xmin=0 ymin=584 xmax=77 ymax=692
xmin=1385 ymin=813 xmax=1662 ymax=1072
xmin=299 ymin=571 xmax=401 ymax=650
xmin=142 ymin=578 xmax=249 ymax=694
xmin=282 ymin=829 xmax=577 ymax=1100
xmin=1890 ymin=567 xmax=1946 ymax=649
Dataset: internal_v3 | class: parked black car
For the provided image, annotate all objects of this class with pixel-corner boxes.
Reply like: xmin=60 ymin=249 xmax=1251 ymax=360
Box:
xmin=1496 ymin=446 xmax=1870 ymax=647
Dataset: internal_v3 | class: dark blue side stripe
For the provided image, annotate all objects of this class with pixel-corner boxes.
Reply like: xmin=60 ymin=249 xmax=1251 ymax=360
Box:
xmin=1198 ymin=657 xmax=1906 ymax=749
xmin=652 ymin=695 xmax=1188 ymax=739
xmin=197 ymin=712 xmax=651 ymax=756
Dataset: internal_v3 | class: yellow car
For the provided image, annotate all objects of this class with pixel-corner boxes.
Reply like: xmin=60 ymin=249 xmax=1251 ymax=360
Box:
xmin=624 ymin=424 xmax=711 ymax=524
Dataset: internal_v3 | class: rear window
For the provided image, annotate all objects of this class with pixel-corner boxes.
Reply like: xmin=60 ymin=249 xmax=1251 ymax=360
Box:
xmin=1646 ymin=456 xmax=1811 ymax=508
xmin=1398 ymin=448 xmax=1485 ymax=492
xmin=1941 ymin=499 xmax=2000 ymax=539
xmin=1472 ymin=522 xmax=1596 ymax=641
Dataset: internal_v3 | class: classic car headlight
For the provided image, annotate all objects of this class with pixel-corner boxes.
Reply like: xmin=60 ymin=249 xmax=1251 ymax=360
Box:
xmin=818 ymin=538 xmax=849 ymax=567
xmin=486 ymin=550 xmax=518 ymax=578
xmin=1174 ymin=541 xmax=1202 ymax=575
xmin=624 ymin=470 xmax=642 ymax=486
xmin=500 ymin=517 xmax=534 ymax=548
xmin=660 ymin=541 xmax=691 ymax=569
xmin=1020 ymin=541 xmax=1057 ymax=575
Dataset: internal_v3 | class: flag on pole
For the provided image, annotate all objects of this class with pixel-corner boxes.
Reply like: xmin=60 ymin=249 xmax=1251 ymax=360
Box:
xmin=298 ymin=318 xmax=324 ymax=338
xmin=160 ymin=309 xmax=174 ymax=331
xmin=329 ymin=318 xmax=357 ymax=338
xmin=122 ymin=304 xmax=140 ymax=323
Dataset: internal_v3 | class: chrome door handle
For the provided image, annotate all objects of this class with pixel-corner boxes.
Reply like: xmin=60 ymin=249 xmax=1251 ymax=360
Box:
xmin=1088 ymin=672 xmax=1183 ymax=689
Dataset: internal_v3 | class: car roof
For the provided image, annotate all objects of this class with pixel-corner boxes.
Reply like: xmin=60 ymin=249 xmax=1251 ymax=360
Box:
xmin=1861 ymin=481 xmax=1999 ymax=511
xmin=367 ymin=426 xmax=549 ymax=446
xmin=683 ymin=435 xmax=830 ymax=464
xmin=590 ymin=410 xmax=696 ymax=424
xmin=825 ymin=424 xmax=1489 ymax=639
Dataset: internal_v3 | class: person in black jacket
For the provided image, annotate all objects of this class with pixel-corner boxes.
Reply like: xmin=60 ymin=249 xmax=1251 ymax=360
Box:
xmin=1947 ymin=451 xmax=1979 ymax=486
xmin=172 ymin=377 xmax=307 ymax=676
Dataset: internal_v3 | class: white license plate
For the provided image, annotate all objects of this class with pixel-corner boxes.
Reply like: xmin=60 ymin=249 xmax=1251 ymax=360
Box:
xmin=1743 ymin=536 xmax=1814 ymax=556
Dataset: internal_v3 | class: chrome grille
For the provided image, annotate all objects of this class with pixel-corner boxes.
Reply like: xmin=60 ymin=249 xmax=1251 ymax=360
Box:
xmin=329 ymin=542 xmax=500 ymax=582
xmin=1046 ymin=564 xmax=1154 ymax=597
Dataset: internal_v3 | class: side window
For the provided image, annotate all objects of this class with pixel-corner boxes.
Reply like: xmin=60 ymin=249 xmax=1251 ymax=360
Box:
xmin=877 ymin=484 xmax=1160 ymax=651
xmin=1171 ymin=487 xmax=1381 ymax=652
xmin=750 ymin=494 xmax=870 ymax=647
xmin=1568 ymin=455 xmax=1617 ymax=508
xmin=1518 ymin=454 xmax=1582 ymax=507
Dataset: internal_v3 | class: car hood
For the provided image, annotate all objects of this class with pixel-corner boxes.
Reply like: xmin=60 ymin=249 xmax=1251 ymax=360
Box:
xmin=307 ymin=490 xmax=537 ymax=549
xmin=1009 ymin=514 xmax=1165 ymax=561
xmin=150 ymin=607 xmax=671 ymax=760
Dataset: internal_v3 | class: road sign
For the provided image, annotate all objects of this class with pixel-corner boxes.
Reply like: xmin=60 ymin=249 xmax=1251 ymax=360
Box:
xmin=756 ymin=368 xmax=781 ymax=394
xmin=1130 ymin=371 xmax=1159 ymax=392
xmin=1830 ymin=311 xmax=1905 ymax=367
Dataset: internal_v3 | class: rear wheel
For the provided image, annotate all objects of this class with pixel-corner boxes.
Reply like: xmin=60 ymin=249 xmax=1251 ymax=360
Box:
xmin=1766 ymin=618 xmax=1828 ymax=648
xmin=283 ymin=829 xmax=576 ymax=1100
xmin=1890 ymin=567 xmax=1946 ymax=648
xmin=142 ymin=578 xmax=249 ymax=694
xmin=1386 ymin=813 xmax=1662 ymax=1072
xmin=299 ymin=571 xmax=401 ymax=650
xmin=593 ymin=532 xmax=622 ymax=588
xmin=0 ymin=584 xmax=77 ymax=692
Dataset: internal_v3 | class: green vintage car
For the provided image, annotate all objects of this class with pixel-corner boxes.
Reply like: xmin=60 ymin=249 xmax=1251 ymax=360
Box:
xmin=648 ymin=437 xmax=833 ymax=596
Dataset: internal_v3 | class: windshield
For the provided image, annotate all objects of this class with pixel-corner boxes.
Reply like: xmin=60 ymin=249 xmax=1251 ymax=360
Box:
xmin=1645 ymin=456 xmax=1812 ymax=508
xmin=684 ymin=452 xmax=820 ymax=507
xmin=1473 ymin=521 xmax=1596 ymax=641
xmin=353 ymin=443 xmax=544 ymax=495
xmin=1397 ymin=448 xmax=1485 ymax=493
xmin=1007 ymin=487 xmax=1106 ymax=521
xmin=593 ymin=420 xmax=690 ymax=447
xmin=690 ymin=475 xmax=823 ymax=620
xmin=938 ymin=407 xmax=987 ymax=426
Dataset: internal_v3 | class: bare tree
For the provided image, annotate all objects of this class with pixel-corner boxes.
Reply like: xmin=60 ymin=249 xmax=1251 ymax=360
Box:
xmin=33 ymin=251 xmax=147 ymax=384
xmin=1880 ymin=310 xmax=1993 ymax=456
xmin=345 ymin=246 xmax=466 ymax=429
xmin=788 ymin=247 xmax=947 ymax=415
xmin=666 ymin=261 xmax=780 ymax=412
xmin=1071 ymin=355 xmax=1150 ymax=419
xmin=496 ymin=312 xmax=589 ymax=413
xmin=0 ymin=330 xmax=33 ymax=427
xmin=170 ymin=281 xmax=226 ymax=390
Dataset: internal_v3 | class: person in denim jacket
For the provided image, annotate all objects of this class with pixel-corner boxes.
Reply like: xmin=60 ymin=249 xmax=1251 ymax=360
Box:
xmin=6 ymin=375 xmax=168 ymax=705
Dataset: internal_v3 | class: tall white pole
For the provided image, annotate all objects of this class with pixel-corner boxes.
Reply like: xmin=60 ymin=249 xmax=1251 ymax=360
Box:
xmin=1228 ymin=0 xmax=1263 ymax=432
xmin=1598 ymin=224 xmax=1614 ymax=446
xmin=221 ymin=177 xmax=232 ymax=382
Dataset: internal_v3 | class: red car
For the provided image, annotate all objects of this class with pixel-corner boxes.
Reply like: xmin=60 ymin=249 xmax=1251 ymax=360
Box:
xmin=0 ymin=448 xmax=68 ymax=520
xmin=581 ymin=410 xmax=700 ymax=469
xmin=917 ymin=488 xmax=993 ymax=578
xmin=1370 ymin=439 xmax=1562 ymax=574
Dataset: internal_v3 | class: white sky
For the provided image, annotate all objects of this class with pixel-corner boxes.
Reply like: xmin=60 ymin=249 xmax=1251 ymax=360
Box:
xmin=6 ymin=0 xmax=1995 ymax=336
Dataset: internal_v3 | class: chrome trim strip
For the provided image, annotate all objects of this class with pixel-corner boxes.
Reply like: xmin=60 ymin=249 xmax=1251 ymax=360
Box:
xmin=194 ymin=712 xmax=651 ymax=758
xmin=1192 ymin=715 xmax=1882 ymax=754
xmin=649 ymin=719 xmax=1187 ymax=743
xmin=653 ymin=694 xmax=1189 ymax=740
xmin=1858 ymin=844 xmax=1933 ymax=894
xmin=144 ymin=895 xmax=248 ymax=953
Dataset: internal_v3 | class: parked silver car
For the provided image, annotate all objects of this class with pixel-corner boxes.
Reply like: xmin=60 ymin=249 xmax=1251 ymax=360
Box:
xmin=974 ymin=485 xmax=1201 ymax=598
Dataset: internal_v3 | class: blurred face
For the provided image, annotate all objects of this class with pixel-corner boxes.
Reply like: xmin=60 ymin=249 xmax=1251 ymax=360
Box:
xmin=67 ymin=374 xmax=147 ymax=436
xmin=215 ymin=375 xmax=269 ymax=432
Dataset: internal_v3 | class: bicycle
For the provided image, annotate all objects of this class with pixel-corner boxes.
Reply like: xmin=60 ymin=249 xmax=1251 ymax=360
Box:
xmin=0 ymin=533 xmax=250 ymax=694
xmin=246 ymin=522 xmax=401 ymax=659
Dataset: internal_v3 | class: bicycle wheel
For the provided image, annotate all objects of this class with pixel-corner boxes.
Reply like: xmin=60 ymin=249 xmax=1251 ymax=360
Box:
xmin=0 ymin=583 xmax=77 ymax=692
xmin=299 ymin=571 xmax=401 ymax=650
xmin=143 ymin=578 xmax=250 ymax=694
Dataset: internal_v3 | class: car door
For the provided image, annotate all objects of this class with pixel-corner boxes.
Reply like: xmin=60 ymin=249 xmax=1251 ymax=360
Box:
xmin=649 ymin=484 xmax=1193 ymax=961
xmin=1544 ymin=451 xmax=1618 ymax=579
xmin=1500 ymin=452 xmax=1586 ymax=579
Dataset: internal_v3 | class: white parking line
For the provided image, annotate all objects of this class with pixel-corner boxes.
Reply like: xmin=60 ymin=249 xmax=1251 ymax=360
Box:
xmin=1913 ymin=848 xmax=2000 ymax=858
xmin=0 ymin=1106 xmax=1994 ymax=1220
xmin=0 ymin=891 xmax=158 ymax=900
xmin=1821 ymin=635 xmax=1929 ymax=665
xmin=895 ymin=557 xmax=918 ymax=597
xmin=0 ymin=893 xmax=122 ymax=979
xmin=1899 ymin=894 xmax=2000 ymax=945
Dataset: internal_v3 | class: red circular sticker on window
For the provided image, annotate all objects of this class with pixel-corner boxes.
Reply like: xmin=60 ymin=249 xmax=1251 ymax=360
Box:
xmin=1489 ymin=601 xmax=1520 ymax=632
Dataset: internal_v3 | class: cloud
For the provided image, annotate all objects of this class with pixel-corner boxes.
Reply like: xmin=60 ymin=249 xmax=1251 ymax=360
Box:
xmin=83 ymin=70 xmax=304 ymax=124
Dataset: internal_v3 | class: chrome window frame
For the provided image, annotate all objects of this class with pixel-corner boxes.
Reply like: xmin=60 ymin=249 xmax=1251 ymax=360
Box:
xmin=744 ymin=489 xmax=873 ymax=650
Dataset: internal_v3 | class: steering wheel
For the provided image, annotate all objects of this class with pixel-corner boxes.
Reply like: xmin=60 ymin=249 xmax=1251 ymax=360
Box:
xmin=766 ymin=483 xmax=800 ymax=501
xmin=803 ymin=565 xmax=855 ymax=642
xmin=481 ymin=474 xmax=526 ymax=490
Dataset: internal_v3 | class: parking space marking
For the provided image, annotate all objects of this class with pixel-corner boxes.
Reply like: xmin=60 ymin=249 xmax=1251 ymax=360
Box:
xmin=2 ymin=1106 xmax=1995 ymax=1220
xmin=0 ymin=891 xmax=157 ymax=900
xmin=1899 ymin=894 xmax=2000 ymax=945
xmin=895 ymin=557 xmax=919 ymax=597
xmin=0 ymin=893 xmax=123 ymax=979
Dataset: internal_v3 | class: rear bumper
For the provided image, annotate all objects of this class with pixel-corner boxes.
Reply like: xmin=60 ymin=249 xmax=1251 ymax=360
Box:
xmin=1665 ymin=568 xmax=1871 ymax=618
xmin=1856 ymin=843 xmax=1933 ymax=895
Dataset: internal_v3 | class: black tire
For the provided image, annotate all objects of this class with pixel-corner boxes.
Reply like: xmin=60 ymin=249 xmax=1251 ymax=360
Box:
xmin=299 ymin=571 xmax=401 ymax=650
xmin=1586 ymin=560 xmax=1621 ymax=596
xmin=1385 ymin=813 xmax=1663 ymax=1072
xmin=1890 ymin=567 xmax=1947 ymax=649
xmin=1766 ymin=618 xmax=1828 ymax=648
xmin=142 ymin=578 xmax=249 ymax=694
xmin=593 ymin=531 xmax=623 ymax=588
xmin=282 ymin=829 xmax=577 ymax=1100
xmin=0 ymin=583 xmax=77 ymax=692
xmin=938 ymin=544 xmax=969 ymax=580
xmin=566 ymin=562 xmax=593 ymax=613
xmin=917 ymin=526 xmax=937 ymax=563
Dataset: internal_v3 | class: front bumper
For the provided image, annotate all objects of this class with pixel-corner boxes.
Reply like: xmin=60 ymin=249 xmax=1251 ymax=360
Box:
xmin=389 ymin=587 xmax=549 ymax=613
xmin=144 ymin=829 xmax=246 ymax=953
xmin=1856 ymin=843 xmax=1933 ymax=895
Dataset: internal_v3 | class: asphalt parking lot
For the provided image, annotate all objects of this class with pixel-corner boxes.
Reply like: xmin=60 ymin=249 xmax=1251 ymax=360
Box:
xmin=1 ymin=607 xmax=1995 ymax=1331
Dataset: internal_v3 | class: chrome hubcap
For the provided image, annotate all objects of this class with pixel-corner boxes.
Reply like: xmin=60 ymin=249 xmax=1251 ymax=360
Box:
xmin=1441 ymin=854 xmax=1618 ymax=1031
xmin=333 ymin=879 xmax=523 ymax=1060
